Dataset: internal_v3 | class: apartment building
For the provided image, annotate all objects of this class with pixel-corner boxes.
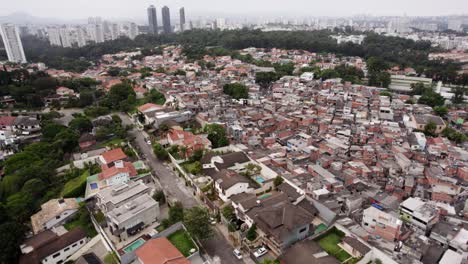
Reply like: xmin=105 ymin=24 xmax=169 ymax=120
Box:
xmin=362 ymin=206 xmax=402 ymax=241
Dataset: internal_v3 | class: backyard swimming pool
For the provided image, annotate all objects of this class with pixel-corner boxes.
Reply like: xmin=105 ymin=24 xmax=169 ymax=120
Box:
xmin=254 ymin=175 xmax=266 ymax=184
xmin=123 ymin=238 xmax=145 ymax=253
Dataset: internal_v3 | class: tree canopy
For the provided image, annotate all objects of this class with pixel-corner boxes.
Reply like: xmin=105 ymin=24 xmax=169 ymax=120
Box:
xmin=223 ymin=83 xmax=249 ymax=100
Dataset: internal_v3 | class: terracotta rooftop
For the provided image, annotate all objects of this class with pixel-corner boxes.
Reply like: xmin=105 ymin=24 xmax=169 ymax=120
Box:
xmin=101 ymin=148 xmax=127 ymax=164
xmin=135 ymin=237 xmax=190 ymax=264
xmin=99 ymin=162 xmax=137 ymax=180
xmin=0 ymin=116 xmax=17 ymax=126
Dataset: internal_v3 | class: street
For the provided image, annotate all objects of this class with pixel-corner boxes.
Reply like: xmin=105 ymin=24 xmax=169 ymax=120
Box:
xmin=120 ymin=114 xmax=242 ymax=264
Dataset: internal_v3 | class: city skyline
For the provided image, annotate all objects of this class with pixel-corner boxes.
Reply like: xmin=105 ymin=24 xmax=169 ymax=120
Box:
xmin=1 ymin=0 xmax=467 ymax=21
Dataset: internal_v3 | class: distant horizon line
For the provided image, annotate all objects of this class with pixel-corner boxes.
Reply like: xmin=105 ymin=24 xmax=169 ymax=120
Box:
xmin=1 ymin=11 xmax=467 ymax=22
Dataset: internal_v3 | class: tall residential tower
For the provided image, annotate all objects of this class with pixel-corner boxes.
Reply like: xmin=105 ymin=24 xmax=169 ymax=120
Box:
xmin=147 ymin=5 xmax=158 ymax=35
xmin=161 ymin=6 xmax=171 ymax=34
xmin=179 ymin=7 xmax=186 ymax=31
xmin=0 ymin=24 xmax=27 ymax=63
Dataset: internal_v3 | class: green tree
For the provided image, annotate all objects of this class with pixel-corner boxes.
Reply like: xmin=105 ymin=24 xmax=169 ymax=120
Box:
xmin=424 ymin=121 xmax=437 ymax=136
xmin=418 ymin=90 xmax=445 ymax=107
xmin=223 ymin=83 xmax=249 ymax=100
xmin=204 ymin=124 xmax=229 ymax=148
xmin=153 ymin=190 xmax=166 ymax=204
xmin=255 ymin=72 xmax=279 ymax=88
xmin=367 ymin=57 xmax=389 ymax=73
xmin=108 ymin=83 xmax=136 ymax=110
xmin=183 ymin=206 xmax=214 ymax=240
xmin=433 ymin=106 xmax=448 ymax=117
xmin=189 ymin=149 xmax=204 ymax=163
xmin=169 ymin=202 xmax=184 ymax=224
xmin=451 ymin=86 xmax=465 ymax=104
xmin=246 ymin=224 xmax=257 ymax=241
xmin=69 ymin=117 xmax=93 ymax=133
xmin=146 ymin=89 xmax=166 ymax=105
xmin=411 ymin=82 xmax=428 ymax=95
xmin=153 ymin=143 xmax=169 ymax=161
xmin=222 ymin=205 xmax=235 ymax=221
xmin=274 ymin=176 xmax=284 ymax=188
xmin=107 ymin=67 xmax=121 ymax=76
xmin=0 ymin=222 xmax=25 ymax=264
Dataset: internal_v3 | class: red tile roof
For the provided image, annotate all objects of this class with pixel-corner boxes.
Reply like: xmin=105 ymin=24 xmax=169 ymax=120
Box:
xmin=101 ymin=148 xmax=127 ymax=164
xmin=135 ymin=238 xmax=190 ymax=264
xmin=98 ymin=161 xmax=137 ymax=180
xmin=0 ymin=116 xmax=17 ymax=126
xmin=138 ymin=103 xmax=162 ymax=113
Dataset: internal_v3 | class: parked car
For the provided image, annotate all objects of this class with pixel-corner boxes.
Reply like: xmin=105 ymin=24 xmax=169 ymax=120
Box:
xmin=209 ymin=217 xmax=217 ymax=225
xmin=233 ymin=249 xmax=242 ymax=260
xmin=253 ymin=246 xmax=268 ymax=258
xmin=146 ymin=138 xmax=152 ymax=145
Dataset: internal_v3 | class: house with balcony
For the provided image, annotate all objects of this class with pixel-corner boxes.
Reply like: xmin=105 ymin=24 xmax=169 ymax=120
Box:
xmin=362 ymin=206 xmax=402 ymax=242
xmin=399 ymin=197 xmax=439 ymax=231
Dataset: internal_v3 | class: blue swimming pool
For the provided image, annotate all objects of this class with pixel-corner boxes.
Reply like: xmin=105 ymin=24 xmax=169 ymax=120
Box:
xmin=254 ymin=175 xmax=265 ymax=184
xmin=123 ymin=238 xmax=145 ymax=253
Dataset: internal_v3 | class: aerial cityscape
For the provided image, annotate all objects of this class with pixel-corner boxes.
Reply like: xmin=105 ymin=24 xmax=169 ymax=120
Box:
xmin=0 ymin=1 xmax=467 ymax=264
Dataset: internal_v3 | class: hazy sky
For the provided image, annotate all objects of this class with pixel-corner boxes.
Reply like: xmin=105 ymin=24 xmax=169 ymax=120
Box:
xmin=1 ymin=0 xmax=467 ymax=20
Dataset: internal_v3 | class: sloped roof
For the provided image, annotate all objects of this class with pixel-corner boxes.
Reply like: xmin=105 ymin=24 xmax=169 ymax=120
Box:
xmin=101 ymin=148 xmax=127 ymax=164
xmin=20 ymin=228 xmax=87 ymax=264
xmin=135 ymin=237 xmax=190 ymax=264
xmin=99 ymin=162 xmax=137 ymax=180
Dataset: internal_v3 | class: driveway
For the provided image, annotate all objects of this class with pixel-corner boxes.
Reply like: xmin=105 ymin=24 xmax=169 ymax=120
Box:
xmin=119 ymin=114 xmax=243 ymax=263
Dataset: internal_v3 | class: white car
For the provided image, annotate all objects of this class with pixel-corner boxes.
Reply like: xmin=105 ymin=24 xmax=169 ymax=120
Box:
xmin=253 ymin=246 xmax=268 ymax=258
xmin=209 ymin=217 xmax=217 ymax=225
xmin=233 ymin=249 xmax=242 ymax=260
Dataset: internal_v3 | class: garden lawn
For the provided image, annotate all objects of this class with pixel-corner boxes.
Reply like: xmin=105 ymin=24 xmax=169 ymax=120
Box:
xmin=62 ymin=171 xmax=90 ymax=198
xmin=317 ymin=232 xmax=351 ymax=262
xmin=168 ymin=230 xmax=197 ymax=257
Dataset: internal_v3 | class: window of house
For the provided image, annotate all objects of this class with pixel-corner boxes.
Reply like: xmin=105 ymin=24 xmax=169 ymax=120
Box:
xmin=299 ymin=227 xmax=307 ymax=233
xmin=52 ymin=252 xmax=61 ymax=258
xmin=64 ymin=247 xmax=69 ymax=252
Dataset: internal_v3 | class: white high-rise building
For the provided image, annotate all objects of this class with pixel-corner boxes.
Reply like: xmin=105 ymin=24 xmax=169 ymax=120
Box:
xmin=128 ymin=23 xmax=138 ymax=40
xmin=110 ymin=23 xmax=120 ymax=40
xmin=448 ymin=19 xmax=462 ymax=32
xmin=47 ymin=27 xmax=62 ymax=46
xmin=59 ymin=28 xmax=72 ymax=47
xmin=0 ymin=24 xmax=27 ymax=63
xmin=216 ymin=18 xmax=226 ymax=30
xmin=88 ymin=24 xmax=104 ymax=43
xmin=76 ymin=27 xmax=87 ymax=47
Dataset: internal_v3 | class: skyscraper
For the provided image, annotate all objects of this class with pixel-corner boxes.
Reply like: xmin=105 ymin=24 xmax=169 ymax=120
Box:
xmin=147 ymin=5 xmax=158 ymax=35
xmin=59 ymin=28 xmax=72 ymax=47
xmin=162 ymin=6 xmax=171 ymax=34
xmin=110 ymin=23 xmax=120 ymax=40
xmin=179 ymin=7 xmax=186 ymax=31
xmin=0 ymin=24 xmax=27 ymax=63
xmin=47 ymin=27 xmax=62 ymax=46
xmin=76 ymin=27 xmax=87 ymax=47
xmin=128 ymin=23 xmax=138 ymax=40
